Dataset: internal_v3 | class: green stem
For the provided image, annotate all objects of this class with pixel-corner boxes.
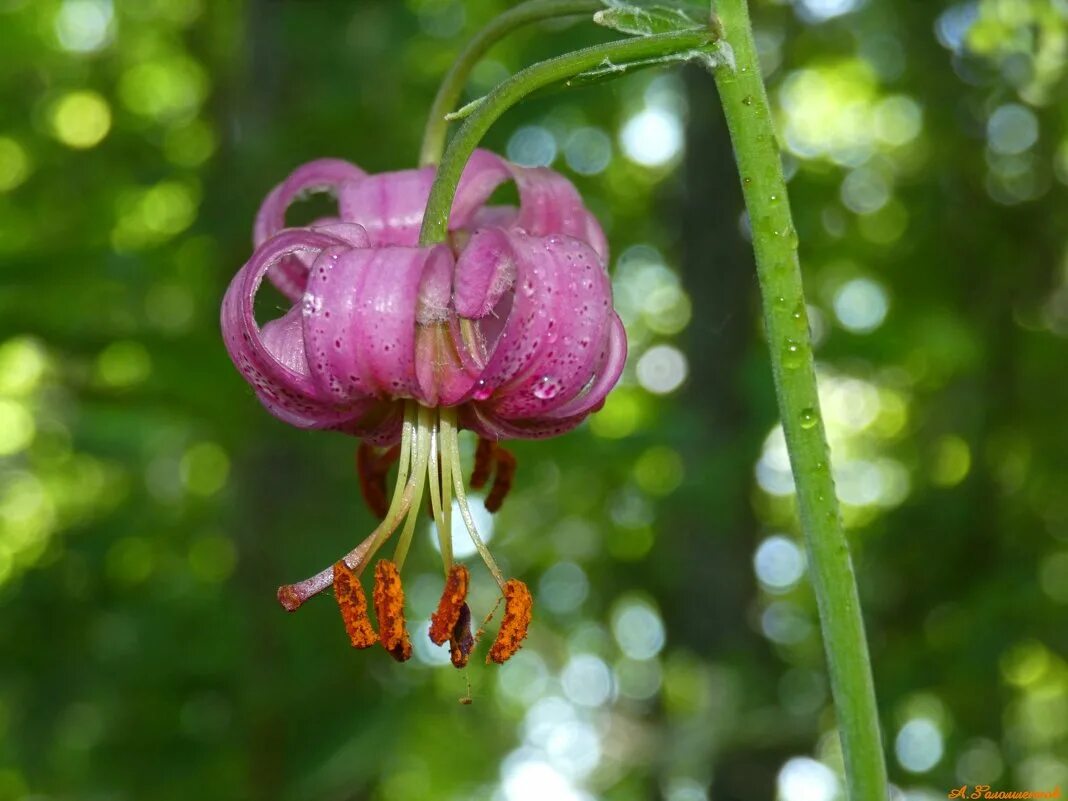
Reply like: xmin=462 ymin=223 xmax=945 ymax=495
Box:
xmin=711 ymin=0 xmax=887 ymax=796
xmin=418 ymin=29 xmax=715 ymax=246
xmin=418 ymin=0 xmax=604 ymax=167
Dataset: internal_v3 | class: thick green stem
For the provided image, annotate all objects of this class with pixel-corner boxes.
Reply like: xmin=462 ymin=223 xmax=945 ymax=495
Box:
xmin=712 ymin=0 xmax=887 ymax=796
xmin=418 ymin=29 xmax=714 ymax=245
xmin=418 ymin=0 xmax=604 ymax=167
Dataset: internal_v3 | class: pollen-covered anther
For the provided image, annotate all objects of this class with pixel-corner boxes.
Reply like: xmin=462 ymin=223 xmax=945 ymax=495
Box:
xmin=357 ymin=443 xmax=401 ymax=519
xmin=450 ymin=602 xmax=476 ymax=668
xmin=469 ymin=439 xmax=517 ymax=514
xmin=488 ymin=579 xmax=533 ymax=665
xmin=429 ymin=564 xmax=469 ymax=646
xmin=470 ymin=438 xmax=495 ymax=490
xmin=373 ymin=559 xmax=412 ymax=662
xmin=333 ymin=560 xmax=378 ymax=648
xmin=485 ymin=447 xmax=516 ymax=513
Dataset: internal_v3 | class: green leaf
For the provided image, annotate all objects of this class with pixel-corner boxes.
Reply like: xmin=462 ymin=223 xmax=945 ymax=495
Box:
xmin=593 ymin=0 xmax=708 ymax=37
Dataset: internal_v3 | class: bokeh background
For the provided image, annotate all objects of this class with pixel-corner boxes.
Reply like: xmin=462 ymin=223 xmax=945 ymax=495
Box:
xmin=2 ymin=0 xmax=1067 ymax=798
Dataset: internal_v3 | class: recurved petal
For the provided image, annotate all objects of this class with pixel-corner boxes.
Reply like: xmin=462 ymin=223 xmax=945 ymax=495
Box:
xmin=221 ymin=230 xmax=377 ymax=429
xmin=253 ymin=159 xmax=367 ymax=300
xmin=452 ymin=227 xmax=517 ymax=320
xmin=337 ymin=401 xmax=405 ymax=445
xmin=467 ymin=315 xmax=625 ymax=439
xmin=302 ymin=244 xmax=454 ymax=404
xmin=455 ymin=232 xmax=618 ymax=420
xmin=485 ymin=235 xmax=615 ymax=419
xmin=510 ymin=165 xmax=609 ymax=263
xmin=449 ymin=151 xmax=608 ymax=262
xmin=264 ymin=220 xmax=372 ymax=302
xmin=541 ymin=311 xmax=626 ymax=420
xmin=338 ymin=167 xmax=437 ymax=246
xmin=259 ymin=305 xmax=308 ymax=375
xmin=336 ymin=150 xmax=513 ymax=246
xmin=449 ymin=149 xmax=512 ymax=225
xmin=254 ymin=158 xmax=367 ymax=245
xmin=460 ymin=404 xmax=591 ymax=441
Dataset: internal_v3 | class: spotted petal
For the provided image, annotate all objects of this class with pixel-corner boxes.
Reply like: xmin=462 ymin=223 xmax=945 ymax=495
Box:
xmin=458 ymin=314 xmax=625 ymax=437
xmin=302 ymin=244 xmax=454 ymax=403
xmin=253 ymin=159 xmax=367 ymax=300
xmin=222 ymin=228 xmax=379 ymax=429
xmin=451 ymin=151 xmax=609 ymax=263
xmin=336 ymin=150 xmax=512 ymax=246
xmin=453 ymin=230 xmax=618 ymax=422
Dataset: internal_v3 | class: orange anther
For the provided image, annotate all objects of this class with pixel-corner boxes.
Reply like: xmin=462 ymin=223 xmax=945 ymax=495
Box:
xmin=488 ymin=579 xmax=533 ymax=664
xmin=373 ymin=559 xmax=412 ymax=662
xmin=429 ymin=564 xmax=469 ymax=646
xmin=333 ymin=560 xmax=378 ymax=649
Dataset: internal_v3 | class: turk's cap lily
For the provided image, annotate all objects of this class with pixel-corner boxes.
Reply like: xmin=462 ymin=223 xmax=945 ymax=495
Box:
xmin=221 ymin=149 xmax=626 ymax=444
xmin=222 ymin=149 xmax=627 ymax=670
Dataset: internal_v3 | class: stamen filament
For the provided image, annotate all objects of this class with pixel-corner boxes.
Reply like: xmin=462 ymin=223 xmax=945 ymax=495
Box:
xmin=393 ymin=404 xmax=433 ymax=571
xmin=440 ymin=407 xmax=507 ymax=591
xmin=440 ymin=413 xmax=454 ymax=567
xmin=360 ymin=402 xmax=420 ymax=572
xmin=276 ymin=403 xmax=419 ymax=611
xmin=276 ymin=529 xmax=378 ymax=611
xmin=459 ymin=319 xmax=484 ymax=367
xmin=426 ymin=409 xmax=453 ymax=572
xmin=384 ymin=404 xmax=416 ymax=523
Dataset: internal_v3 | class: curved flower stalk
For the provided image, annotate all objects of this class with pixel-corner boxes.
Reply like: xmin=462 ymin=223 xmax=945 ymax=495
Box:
xmin=221 ymin=150 xmax=626 ymax=665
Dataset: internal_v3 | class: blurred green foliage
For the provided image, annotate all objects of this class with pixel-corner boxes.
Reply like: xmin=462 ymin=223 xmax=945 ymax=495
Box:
xmin=1 ymin=0 xmax=1067 ymax=799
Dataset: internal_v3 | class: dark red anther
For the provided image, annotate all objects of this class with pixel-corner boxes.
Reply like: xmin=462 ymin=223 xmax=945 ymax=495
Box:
xmin=484 ymin=447 xmax=516 ymax=513
xmin=356 ymin=442 xmax=400 ymax=519
xmin=470 ymin=437 xmax=495 ymax=490
xmin=450 ymin=603 xmax=475 ymax=669
xmin=470 ymin=438 xmax=516 ymax=513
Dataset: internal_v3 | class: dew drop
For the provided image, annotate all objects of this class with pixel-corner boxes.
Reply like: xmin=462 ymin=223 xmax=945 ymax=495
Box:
xmin=742 ymin=95 xmax=753 ymax=106
xmin=472 ymin=379 xmax=492 ymax=401
xmin=532 ymin=376 xmax=560 ymax=400
xmin=782 ymin=338 xmax=803 ymax=369
xmin=780 ymin=224 xmax=799 ymax=248
xmin=799 ymin=408 xmax=817 ymax=429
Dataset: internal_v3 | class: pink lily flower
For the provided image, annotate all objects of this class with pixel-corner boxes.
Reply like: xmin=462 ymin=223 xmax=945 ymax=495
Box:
xmin=220 ymin=150 xmax=625 ymax=666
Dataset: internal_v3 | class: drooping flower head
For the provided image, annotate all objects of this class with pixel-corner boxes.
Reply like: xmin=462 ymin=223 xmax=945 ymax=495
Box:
xmin=221 ymin=150 xmax=625 ymax=666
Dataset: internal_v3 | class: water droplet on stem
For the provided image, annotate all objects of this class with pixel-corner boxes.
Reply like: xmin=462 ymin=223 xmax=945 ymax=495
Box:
xmin=782 ymin=338 xmax=803 ymax=369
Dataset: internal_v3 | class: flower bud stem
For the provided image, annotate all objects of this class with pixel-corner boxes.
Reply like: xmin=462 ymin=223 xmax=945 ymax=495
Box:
xmin=419 ymin=0 xmax=604 ymax=167
xmin=418 ymin=29 xmax=716 ymax=246
xmin=711 ymin=0 xmax=888 ymax=796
